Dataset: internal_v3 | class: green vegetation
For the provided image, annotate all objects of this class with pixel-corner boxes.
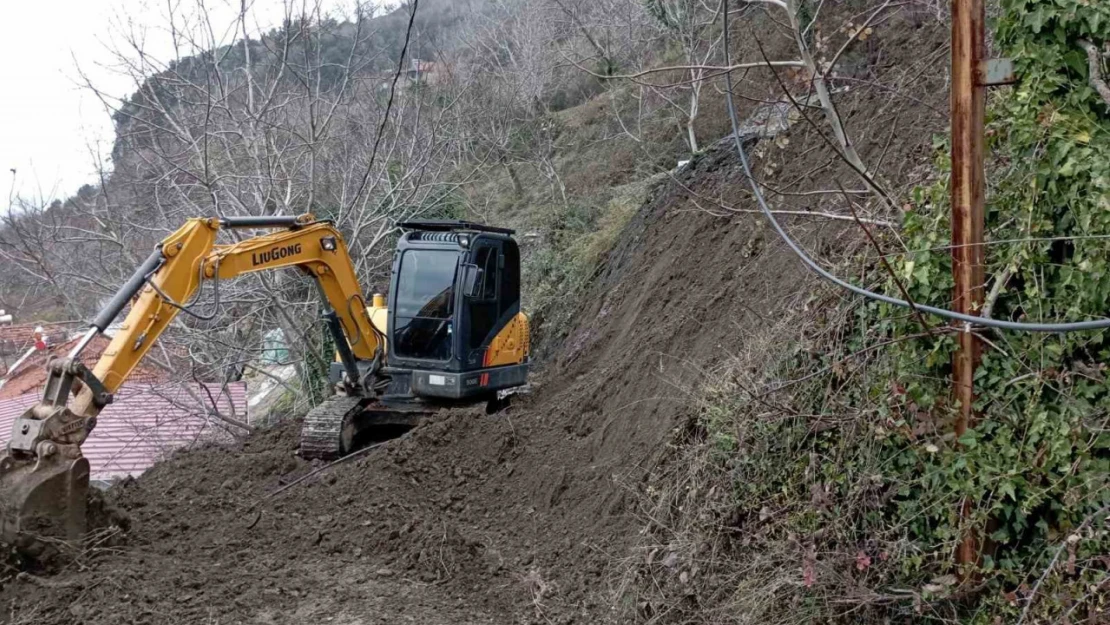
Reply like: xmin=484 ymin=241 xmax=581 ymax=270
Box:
xmin=523 ymin=174 xmax=664 ymax=356
xmin=880 ymin=2 xmax=1110 ymax=618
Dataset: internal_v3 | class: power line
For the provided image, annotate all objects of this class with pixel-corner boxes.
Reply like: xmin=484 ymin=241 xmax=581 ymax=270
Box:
xmin=347 ymin=0 xmax=420 ymax=212
xmin=720 ymin=0 xmax=1110 ymax=333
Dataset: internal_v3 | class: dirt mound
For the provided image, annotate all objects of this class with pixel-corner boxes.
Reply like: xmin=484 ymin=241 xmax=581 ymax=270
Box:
xmin=0 ymin=416 xmax=509 ymax=623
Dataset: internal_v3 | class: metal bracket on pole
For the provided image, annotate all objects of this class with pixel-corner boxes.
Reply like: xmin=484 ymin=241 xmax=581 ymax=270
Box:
xmin=979 ymin=58 xmax=1017 ymax=87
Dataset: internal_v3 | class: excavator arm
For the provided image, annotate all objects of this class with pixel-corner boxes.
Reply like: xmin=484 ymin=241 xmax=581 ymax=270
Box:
xmin=0 ymin=214 xmax=380 ymax=544
xmin=68 ymin=215 xmax=382 ymax=419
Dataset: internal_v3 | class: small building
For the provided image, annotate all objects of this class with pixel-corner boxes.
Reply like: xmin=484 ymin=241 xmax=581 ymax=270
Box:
xmin=0 ymin=321 xmax=248 ymax=483
xmin=0 ymin=333 xmax=168 ymax=398
xmin=405 ymin=58 xmax=439 ymax=83
xmin=0 ymin=322 xmax=79 ymax=371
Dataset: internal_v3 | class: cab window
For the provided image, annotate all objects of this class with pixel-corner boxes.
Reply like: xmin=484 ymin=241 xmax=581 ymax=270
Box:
xmin=468 ymin=244 xmax=499 ymax=349
xmin=394 ymin=249 xmax=458 ymax=360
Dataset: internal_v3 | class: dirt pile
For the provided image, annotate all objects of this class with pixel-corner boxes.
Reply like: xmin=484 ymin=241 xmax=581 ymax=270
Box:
xmin=2 ymin=416 xmax=511 ymax=624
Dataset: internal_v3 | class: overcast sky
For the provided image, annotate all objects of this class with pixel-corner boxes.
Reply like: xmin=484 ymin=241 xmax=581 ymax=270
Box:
xmin=0 ymin=0 xmax=392 ymax=204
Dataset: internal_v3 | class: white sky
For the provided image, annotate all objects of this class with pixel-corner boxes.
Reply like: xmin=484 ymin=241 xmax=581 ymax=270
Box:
xmin=0 ymin=0 xmax=392 ymax=203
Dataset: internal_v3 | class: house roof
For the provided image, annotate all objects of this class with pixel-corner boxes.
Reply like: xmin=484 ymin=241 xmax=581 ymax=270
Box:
xmin=0 ymin=322 xmax=81 ymax=359
xmin=0 ymin=333 xmax=169 ymax=399
xmin=0 ymin=382 xmax=248 ymax=481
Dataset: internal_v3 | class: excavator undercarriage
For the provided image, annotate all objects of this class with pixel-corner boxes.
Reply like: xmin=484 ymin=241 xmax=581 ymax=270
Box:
xmin=299 ymin=396 xmax=428 ymax=461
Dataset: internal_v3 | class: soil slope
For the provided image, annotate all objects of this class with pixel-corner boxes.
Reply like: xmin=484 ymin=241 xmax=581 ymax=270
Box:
xmin=0 ymin=147 xmax=839 ymax=625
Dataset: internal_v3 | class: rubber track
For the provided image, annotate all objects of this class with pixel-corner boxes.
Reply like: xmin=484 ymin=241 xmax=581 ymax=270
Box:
xmin=299 ymin=395 xmax=364 ymax=461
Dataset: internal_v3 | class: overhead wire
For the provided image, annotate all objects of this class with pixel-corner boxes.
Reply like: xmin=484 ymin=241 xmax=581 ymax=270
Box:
xmin=346 ymin=0 xmax=420 ymax=212
xmin=720 ymin=0 xmax=1110 ymax=333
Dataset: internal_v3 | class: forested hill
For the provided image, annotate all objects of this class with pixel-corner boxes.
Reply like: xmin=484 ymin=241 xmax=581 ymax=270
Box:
xmin=0 ymin=0 xmax=611 ymax=323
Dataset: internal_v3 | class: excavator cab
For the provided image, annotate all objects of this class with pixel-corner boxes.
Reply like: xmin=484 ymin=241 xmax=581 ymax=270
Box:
xmin=385 ymin=221 xmax=529 ymax=401
xmin=322 ymin=220 xmax=530 ymax=402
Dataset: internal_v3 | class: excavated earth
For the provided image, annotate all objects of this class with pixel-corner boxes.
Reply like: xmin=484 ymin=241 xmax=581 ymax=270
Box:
xmin=0 ymin=13 xmax=948 ymax=623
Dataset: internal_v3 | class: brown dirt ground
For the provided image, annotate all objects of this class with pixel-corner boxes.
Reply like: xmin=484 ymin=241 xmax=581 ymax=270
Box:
xmin=0 ymin=9 xmax=948 ymax=624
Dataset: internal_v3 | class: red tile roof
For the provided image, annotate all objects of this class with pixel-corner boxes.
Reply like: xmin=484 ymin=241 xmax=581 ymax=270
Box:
xmin=0 ymin=382 xmax=248 ymax=481
xmin=0 ymin=322 xmax=80 ymax=359
xmin=0 ymin=334 xmax=169 ymax=399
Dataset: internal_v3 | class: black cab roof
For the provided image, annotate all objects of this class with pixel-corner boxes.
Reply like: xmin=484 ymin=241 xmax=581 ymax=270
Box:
xmin=399 ymin=220 xmax=515 ymax=235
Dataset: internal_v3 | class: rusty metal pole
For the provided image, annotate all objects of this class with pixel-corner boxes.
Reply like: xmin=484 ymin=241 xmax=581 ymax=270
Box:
xmin=950 ymin=0 xmax=986 ymax=568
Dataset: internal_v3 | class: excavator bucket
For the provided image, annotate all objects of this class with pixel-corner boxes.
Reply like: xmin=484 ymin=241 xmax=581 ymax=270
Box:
xmin=0 ymin=447 xmax=90 ymax=558
xmin=0 ymin=357 xmax=102 ymax=557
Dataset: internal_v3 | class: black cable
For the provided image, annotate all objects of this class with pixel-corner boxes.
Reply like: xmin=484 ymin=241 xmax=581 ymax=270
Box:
xmin=347 ymin=0 xmax=419 ymax=212
xmin=720 ymin=0 xmax=1110 ymax=333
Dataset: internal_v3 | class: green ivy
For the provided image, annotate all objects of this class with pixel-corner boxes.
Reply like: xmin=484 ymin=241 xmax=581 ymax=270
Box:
xmin=858 ymin=0 xmax=1110 ymax=620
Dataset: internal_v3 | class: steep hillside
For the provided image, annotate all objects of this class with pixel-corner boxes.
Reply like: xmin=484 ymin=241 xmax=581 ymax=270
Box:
xmin=0 ymin=157 xmax=834 ymax=625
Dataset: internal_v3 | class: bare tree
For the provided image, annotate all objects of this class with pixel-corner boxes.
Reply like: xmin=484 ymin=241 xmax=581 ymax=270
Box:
xmin=641 ymin=0 xmax=725 ymax=154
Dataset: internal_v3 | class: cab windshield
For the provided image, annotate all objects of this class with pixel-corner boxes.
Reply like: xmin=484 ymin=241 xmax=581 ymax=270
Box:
xmin=393 ymin=249 xmax=459 ymax=360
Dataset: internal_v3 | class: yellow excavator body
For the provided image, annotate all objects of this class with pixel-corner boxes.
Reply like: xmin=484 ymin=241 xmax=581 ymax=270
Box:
xmin=0 ymin=215 xmax=529 ymax=551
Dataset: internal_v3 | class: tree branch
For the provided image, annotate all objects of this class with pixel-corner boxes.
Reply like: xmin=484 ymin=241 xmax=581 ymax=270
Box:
xmin=1079 ymin=40 xmax=1110 ymax=110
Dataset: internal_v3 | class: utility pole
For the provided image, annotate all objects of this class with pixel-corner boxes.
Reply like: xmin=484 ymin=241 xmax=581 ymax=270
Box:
xmin=950 ymin=0 xmax=986 ymax=568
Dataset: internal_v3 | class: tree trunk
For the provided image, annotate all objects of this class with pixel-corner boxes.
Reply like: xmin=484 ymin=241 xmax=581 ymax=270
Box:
xmin=687 ymin=72 xmax=701 ymax=153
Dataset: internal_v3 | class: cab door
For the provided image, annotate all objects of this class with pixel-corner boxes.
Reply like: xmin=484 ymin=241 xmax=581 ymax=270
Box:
xmin=463 ymin=240 xmax=501 ymax=369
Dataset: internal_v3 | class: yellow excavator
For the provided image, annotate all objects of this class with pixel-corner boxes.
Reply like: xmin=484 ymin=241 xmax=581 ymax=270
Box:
xmin=0 ymin=214 xmax=529 ymax=547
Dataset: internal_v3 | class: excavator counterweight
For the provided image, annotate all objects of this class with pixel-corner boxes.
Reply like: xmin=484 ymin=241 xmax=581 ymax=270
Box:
xmin=0 ymin=215 xmax=529 ymax=553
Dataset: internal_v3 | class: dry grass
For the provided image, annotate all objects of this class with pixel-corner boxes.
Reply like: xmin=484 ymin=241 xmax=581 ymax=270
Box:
xmin=607 ymin=291 xmax=826 ymax=624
